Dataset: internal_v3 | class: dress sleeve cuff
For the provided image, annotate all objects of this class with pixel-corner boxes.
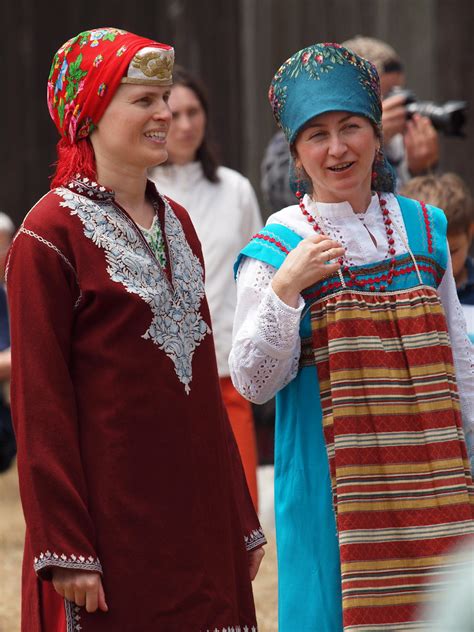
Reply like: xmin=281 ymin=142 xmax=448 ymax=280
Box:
xmin=34 ymin=550 xmax=103 ymax=580
xmin=267 ymin=283 xmax=305 ymax=314
xmin=253 ymin=286 xmax=304 ymax=358
xmin=244 ymin=527 xmax=267 ymax=551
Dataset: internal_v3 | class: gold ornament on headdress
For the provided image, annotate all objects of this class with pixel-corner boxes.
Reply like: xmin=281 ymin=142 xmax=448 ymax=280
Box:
xmin=122 ymin=48 xmax=174 ymax=86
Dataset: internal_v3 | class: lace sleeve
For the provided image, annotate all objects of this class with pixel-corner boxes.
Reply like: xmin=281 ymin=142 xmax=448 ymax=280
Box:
xmin=229 ymin=257 xmax=303 ymax=404
xmin=438 ymin=251 xmax=474 ymax=471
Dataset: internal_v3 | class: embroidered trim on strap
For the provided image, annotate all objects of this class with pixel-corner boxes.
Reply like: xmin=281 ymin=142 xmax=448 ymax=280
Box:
xmin=251 ymin=231 xmax=290 ymax=255
xmin=420 ymin=200 xmax=434 ymax=253
xmin=244 ymin=527 xmax=266 ymax=551
xmin=34 ymin=550 xmax=102 ymax=574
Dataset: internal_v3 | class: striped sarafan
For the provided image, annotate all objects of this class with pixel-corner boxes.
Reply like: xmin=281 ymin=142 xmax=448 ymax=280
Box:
xmin=309 ymin=279 xmax=474 ymax=631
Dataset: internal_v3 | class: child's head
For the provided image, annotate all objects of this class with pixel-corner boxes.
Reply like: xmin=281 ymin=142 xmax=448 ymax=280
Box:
xmin=400 ymin=173 xmax=474 ymax=282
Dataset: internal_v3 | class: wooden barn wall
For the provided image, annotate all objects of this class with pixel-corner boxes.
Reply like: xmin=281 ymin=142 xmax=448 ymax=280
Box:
xmin=2 ymin=0 xmax=473 ymax=224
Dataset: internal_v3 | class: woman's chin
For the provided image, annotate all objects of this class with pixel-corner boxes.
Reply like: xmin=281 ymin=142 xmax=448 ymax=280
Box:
xmin=145 ymin=148 xmax=169 ymax=169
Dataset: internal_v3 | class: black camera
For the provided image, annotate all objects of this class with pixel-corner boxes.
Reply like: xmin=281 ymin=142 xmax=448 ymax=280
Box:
xmin=386 ymin=87 xmax=467 ymax=137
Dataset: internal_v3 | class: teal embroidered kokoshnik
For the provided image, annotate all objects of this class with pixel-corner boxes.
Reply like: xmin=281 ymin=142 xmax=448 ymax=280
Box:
xmin=268 ymin=42 xmax=396 ymax=194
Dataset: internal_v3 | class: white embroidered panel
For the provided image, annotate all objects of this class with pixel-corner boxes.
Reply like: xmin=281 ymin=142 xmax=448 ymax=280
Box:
xmin=57 ymin=188 xmax=211 ymax=394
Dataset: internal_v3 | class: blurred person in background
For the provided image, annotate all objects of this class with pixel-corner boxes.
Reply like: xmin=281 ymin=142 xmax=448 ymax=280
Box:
xmin=149 ymin=66 xmax=262 ymax=509
xmin=0 ymin=212 xmax=15 ymax=473
xmin=422 ymin=540 xmax=474 ymax=632
xmin=261 ymin=35 xmax=440 ymax=215
xmin=401 ymin=172 xmax=474 ymax=346
xmin=342 ymin=36 xmax=440 ymax=188
xmin=7 ymin=27 xmax=264 ymax=632
xmin=231 ymin=42 xmax=474 ymax=631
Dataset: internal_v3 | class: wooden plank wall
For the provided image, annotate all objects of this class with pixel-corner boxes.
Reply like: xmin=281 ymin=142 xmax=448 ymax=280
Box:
xmin=2 ymin=0 xmax=472 ymax=224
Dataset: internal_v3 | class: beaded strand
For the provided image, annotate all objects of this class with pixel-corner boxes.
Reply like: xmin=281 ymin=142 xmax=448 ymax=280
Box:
xmin=296 ymin=191 xmax=397 ymax=291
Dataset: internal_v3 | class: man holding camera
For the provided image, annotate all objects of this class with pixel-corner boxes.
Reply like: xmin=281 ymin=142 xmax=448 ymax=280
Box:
xmin=342 ymin=36 xmax=439 ymax=187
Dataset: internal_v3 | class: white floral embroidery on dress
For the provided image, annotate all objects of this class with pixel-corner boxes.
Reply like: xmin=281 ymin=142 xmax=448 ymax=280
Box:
xmin=57 ymin=188 xmax=211 ymax=394
xmin=34 ymin=550 xmax=102 ymax=574
xmin=205 ymin=627 xmax=257 ymax=632
xmin=65 ymin=600 xmax=82 ymax=632
xmin=244 ymin=527 xmax=266 ymax=551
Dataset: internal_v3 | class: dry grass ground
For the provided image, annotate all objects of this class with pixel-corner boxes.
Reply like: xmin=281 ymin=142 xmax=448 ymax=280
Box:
xmin=0 ymin=463 xmax=24 ymax=632
xmin=0 ymin=463 xmax=278 ymax=632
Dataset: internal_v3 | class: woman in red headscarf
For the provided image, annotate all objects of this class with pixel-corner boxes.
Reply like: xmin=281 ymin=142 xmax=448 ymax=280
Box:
xmin=7 ymin=27 xmax=264 ymax=632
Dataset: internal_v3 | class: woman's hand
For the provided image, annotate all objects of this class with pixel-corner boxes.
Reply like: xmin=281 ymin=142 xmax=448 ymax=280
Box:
xmin=248 ymin=546 xmax=265 ymax=581
xmin=271 ymin=234 xmax=345 ymax=307
xmin=52 ymin=568 xmax=108 ymax=613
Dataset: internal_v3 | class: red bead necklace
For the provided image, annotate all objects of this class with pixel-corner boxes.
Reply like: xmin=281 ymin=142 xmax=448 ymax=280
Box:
xmin=297 ymin=191 xmax=397 ymax=291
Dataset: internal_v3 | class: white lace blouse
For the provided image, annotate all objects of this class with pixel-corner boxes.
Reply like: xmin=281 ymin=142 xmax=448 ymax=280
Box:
xmin=229 ymin=193 xmax=474 ymax=460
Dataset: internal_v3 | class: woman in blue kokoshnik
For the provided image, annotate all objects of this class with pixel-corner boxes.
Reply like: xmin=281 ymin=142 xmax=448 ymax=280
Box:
xmin=229 ymin=43 xmax=474 ymax=632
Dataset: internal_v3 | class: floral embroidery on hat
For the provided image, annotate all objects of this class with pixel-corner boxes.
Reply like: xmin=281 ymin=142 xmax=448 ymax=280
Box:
xmin=268 ymin=42 xmax=395 ymax=192
xmin=64 ymin=55 xmax=88 ymax=102
xmin=79 ymin=28 xmax=126 ymax=48
xmin=76 ymin=117 xmax=95 ymax=140
xmin=48 ymin=28 xmax=174 ymax=143
xmin=97 ymin=82 xmax=107 ymax=97
xmin=55 ymin=59 xmax=69 ymax=94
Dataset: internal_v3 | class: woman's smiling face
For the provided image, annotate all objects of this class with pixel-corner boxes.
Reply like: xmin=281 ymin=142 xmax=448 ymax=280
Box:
xmin=90 ymin=84 xmax=173 ymax=172
xmin=294 ymin=111 xmax=380 ymax=210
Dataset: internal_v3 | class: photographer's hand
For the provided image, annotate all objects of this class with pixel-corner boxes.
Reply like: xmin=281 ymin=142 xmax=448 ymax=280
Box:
xmin=404 ymin=113 xmax=439 ymax=175
xmin=381 ymin=93 xmax=408 ymax=143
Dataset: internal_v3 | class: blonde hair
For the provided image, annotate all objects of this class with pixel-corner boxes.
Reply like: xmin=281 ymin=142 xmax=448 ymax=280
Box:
xmin=400 ymin=173 xmax=474 ymax=234
xmin=341 ymin=36 xmax=402 ymax=75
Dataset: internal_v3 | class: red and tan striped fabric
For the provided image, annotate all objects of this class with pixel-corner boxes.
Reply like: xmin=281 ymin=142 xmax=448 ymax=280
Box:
xmin=310 ymin=285 xmax=474 ymax=631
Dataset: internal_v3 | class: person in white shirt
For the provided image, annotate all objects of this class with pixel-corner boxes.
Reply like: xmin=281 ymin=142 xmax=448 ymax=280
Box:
xmin=149 ymin=66 xmax=262 ymax=508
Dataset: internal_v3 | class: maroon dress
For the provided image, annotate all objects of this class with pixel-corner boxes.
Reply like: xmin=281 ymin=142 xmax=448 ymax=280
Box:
xmin=7 ymin=177 xmax=265 ymax=632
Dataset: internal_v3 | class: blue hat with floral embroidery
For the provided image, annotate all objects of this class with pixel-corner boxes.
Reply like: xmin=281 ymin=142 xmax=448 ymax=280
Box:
xmin=269 ymin=42 xmax=395 ymax=193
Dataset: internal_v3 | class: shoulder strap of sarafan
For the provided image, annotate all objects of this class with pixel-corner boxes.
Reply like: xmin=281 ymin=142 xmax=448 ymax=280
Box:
xmin=397 ymin=195 xmax=448 ymax=271
xmin=234 ymin=223 xmax=303 ymax=278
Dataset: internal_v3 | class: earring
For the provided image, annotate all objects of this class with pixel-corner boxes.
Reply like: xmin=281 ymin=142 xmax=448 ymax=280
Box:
xmin=371 ymin=148 xmax=382 ymax=187
xmin=296 ymin=180 xmax=303 ymax=199
xmin=295 ymin=164 xmax=304 ymax=199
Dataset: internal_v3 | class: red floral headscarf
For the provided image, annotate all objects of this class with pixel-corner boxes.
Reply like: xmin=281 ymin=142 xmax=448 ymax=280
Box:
xmin=48 ymin=27 xmax=174 ymax=144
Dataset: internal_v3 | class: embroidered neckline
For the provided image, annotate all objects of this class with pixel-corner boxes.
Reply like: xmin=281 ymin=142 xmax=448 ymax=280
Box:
xmin=57 ymin=187 xmax=210 ymax=393
xmin=137 ymin=213 xmax=158 ymax=233
xmin=67 ymin=175 xmax=115 ymax=201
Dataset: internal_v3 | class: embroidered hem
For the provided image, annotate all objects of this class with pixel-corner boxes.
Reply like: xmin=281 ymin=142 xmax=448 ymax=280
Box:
xmin=205 ymin=627 xmax=257 ymax=632
xmin=244 ymin=527 xmax=266 ymax=551
xmin=65 ymin=600 xmax=82 ymax=632
xmin=33 ymin=550 xmax=102 ymax=574
xmin=65 ymin=602 xmax=257 ymax=632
